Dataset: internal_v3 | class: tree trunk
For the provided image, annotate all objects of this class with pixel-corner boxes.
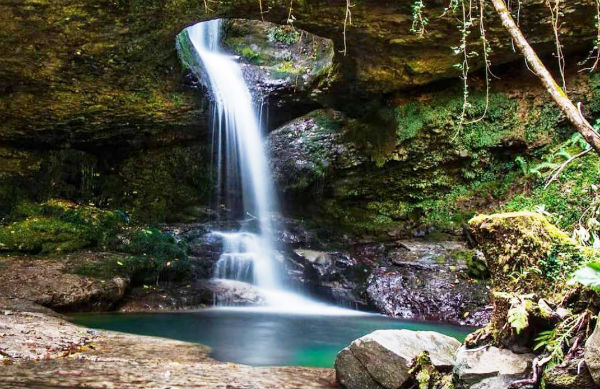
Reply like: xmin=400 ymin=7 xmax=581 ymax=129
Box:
xmin=490 ymin=0 xmax=600 ymax=153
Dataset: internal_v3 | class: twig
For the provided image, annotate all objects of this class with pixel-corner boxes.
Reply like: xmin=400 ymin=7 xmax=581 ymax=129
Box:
xmin=544 ymin=148 xmax=592 ymax=190
xmin=508 ymin=355 xmax=552 ymax=389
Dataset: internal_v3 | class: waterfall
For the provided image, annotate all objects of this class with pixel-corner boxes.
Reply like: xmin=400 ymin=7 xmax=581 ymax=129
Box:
xmin=185 ymin=19 xmax=281 ymax=291
xmin=182 ymin=20 xmax=362 ymax=315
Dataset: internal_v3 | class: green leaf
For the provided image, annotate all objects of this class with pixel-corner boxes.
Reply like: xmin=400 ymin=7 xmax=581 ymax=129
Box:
xmin=570 ymin=262 xmax=600 ymax=291
xmin=507 ymin=302 xmax=529 ymax=334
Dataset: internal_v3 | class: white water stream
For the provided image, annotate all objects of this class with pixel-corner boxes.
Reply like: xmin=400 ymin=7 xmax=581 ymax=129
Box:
xmin=185 ymin=20 xmax=359 ymax=314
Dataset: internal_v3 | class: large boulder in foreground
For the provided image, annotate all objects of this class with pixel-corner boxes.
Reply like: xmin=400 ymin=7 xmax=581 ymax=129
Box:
xmin=335 ymin=330 xmax=460 ymax=389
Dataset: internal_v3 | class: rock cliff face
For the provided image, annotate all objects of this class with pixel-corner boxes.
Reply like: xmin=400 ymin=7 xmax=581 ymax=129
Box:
xmin=2 ymin=0 xmax=599 ymax=225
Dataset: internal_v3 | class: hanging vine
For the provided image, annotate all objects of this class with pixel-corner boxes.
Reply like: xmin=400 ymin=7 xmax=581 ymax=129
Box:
xmin=546 ymin=0 xmax=567 ymax=93
xmin=341 ymin=0 xmax=353 ymax=56
xmin=580 ymin=0 xmax=600 ymax=72
xmin=410 ymin=0 xmax=428 ymax=36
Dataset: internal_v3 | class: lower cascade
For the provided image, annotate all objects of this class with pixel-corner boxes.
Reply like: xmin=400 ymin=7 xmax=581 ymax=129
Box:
xmin=183 ymin=19 xmax=355 ymax=314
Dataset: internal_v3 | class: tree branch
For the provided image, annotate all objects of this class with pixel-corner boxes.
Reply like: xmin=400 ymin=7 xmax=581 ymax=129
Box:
xmin=490 ymin=0 xmax=600 ymax=154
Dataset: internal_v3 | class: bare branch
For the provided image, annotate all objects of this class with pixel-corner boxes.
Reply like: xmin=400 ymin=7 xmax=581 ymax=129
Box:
xmin=544 ymin=148 xmax=592 ymax=190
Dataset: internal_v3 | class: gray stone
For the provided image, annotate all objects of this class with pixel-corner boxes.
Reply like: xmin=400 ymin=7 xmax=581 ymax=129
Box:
xmin=469 ymin=375 xmax=520 ymax=389
xmin=454 ymin=346 xmax=534 ymax=385
xmin=335 ymin=348 xmax=384 ymax=389
xmin=585 ymin=320 xmax=600 ymax=385
xmin=335 ymin=329 xmax=461 ymax=389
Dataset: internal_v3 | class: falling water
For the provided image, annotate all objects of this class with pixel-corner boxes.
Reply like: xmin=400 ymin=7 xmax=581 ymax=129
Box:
xmin=182 ymin=20 xmax=363 ymax=314
xmin=185 ymin=19 xmax=280 ymax=291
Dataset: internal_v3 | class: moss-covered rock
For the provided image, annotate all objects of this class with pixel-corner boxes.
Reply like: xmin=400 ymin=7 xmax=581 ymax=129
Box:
xmin=268 ymin=109 xmax=365 ymax=193
xmin=0 ymin=199 xmax=125 ymax=254
xmin=468 ymin=211 xmax=589 ymax=294
xmin=273 ymin=71 xmax=591 ymax=237
xmin=466 ymin=211 xmax=599 ymax=350
xmin=0 ymin=199 xmax=191 ymax=284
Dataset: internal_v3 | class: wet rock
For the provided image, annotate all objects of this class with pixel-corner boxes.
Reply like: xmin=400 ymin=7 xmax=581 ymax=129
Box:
xmin=196 ymin=279 xmax=267 ymax=306
xmin=268 ymin=109 xmax=366 ymax=193
xmin=177 ymin=19 xmax=334 ymax=127
xmin=454 ymin=346 xmax=535 ymax=385
xmin=118 ymin=278 xmax=268 ymax=311
xmin=118 ymin=283 xmax=213 ymax=312
xmin=295 ymin=248 xmax=371 ymax=309
xmin=366 ymin=240 xmax=490 ymax=326
xmin=335 ymin=330 xmax=460 ymax=389
xmin=222 ymin=20 xmax=334 ymax=105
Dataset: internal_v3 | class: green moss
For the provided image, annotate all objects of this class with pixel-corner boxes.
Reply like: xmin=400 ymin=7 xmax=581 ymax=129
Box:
xmin=239 ymin=46 xmax=260 ymax=63
xmin=275 ymin=61 xmax=301 ymax=74
xmin=504 ymin=151 xmax=600 ymax=232
xmin=266 ymin=25 xmax=300 ymax=45
xmin=71 ymin=227 xmax=189 ymax=284
xmin=469 ymin=211 xmax=591 ymax=295
xmin=0 ymin=198 xmax=190 ymax=284
xmin=0 ymin=199 xmax=124 ymax=254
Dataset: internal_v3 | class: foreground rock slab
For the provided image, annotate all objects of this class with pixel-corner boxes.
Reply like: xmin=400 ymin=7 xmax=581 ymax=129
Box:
xmin=335 ymin=330 xmax=460 ymax=389
xmin=0 ymin=309 xmax=338 ymax=389
xmin=0 ymin=254 xmax=128 ymax=311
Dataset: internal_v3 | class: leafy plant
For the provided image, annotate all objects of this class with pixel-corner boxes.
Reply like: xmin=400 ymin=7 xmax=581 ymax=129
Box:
xmin=267 ymin=26 xmax=300 ymax=45
xmin=569 ymin=262 xmax=600 ymax=291
xmin=493 ymin=292 xmax=534 ymax=334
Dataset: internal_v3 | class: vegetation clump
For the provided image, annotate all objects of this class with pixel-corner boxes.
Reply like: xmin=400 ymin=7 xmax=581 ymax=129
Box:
xmin=467 ymin=211 xmax=600 ymax=385
xmin=72 ymin=227 xmax=189 ymax=285
xmin=408 ymin=351 xmax=453 ymax=389
xmin=0 ymin=199 xmax=124 ymax=254
xmin=267 ymin=25 xmax=300 ymax=45
xmin=0 ymin=199 xmax=190 ymax=284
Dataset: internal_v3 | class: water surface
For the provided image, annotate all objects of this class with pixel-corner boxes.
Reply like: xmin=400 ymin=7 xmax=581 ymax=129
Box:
xmin=71 ymin=309 xmax=472 ymax=368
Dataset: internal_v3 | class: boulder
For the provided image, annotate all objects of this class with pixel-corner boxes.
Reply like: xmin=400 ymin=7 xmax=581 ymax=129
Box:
xmin=268 ymin=109 xmax=366 ymax=193
xmin=0 ymin=254 xmax=129 ymax=312
xmin=454 ymin=346 xmax=534 ymax=385
xmin=294 ymin=248 xmax=371 ymax=309
xmin=585 ymin=320 xmax=600 ymax=385
xmin=335 ymin=330 xmax=461 ymax=389
xmin=544 ymin=358 xmax=597 ymax=389
xmin=366 ymin=240 xmax=490 ymax=326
